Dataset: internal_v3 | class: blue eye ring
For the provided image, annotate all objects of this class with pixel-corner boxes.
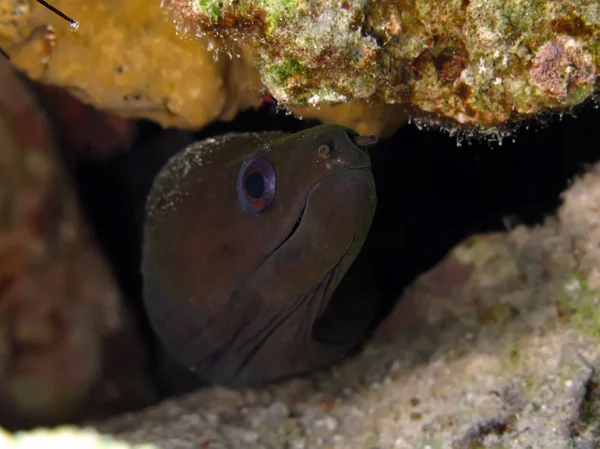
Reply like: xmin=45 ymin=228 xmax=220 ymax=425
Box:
xmin=237 ymin=156 xmax=276 ymax=214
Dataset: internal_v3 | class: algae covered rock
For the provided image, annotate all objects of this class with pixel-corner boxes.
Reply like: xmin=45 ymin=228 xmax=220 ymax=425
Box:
xmin=0 ymin=0 xmax=405 ymax=135
xmin=4 ymin=0 xmax=596 ymax=135
xmin=169 ymin=0 xmax=599 ymax=133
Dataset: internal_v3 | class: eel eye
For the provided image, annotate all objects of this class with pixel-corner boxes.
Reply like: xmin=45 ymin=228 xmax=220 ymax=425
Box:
xmin=237 ymin=157 xmax=276 ymax=214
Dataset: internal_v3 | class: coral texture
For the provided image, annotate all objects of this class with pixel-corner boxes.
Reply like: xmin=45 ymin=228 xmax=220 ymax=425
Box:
xmin=0 ymin=0 xmax=263 ymax=129
xmin=169 ymin=0 xmax=599 ymax=132
xmin=0 ymin=0 xmax=407 ymax=135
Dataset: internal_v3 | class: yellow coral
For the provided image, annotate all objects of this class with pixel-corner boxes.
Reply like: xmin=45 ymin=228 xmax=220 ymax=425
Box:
xmin=1 ymin=0 xmax=404 ymax=135
xmin=0 ymin=0 xmax=263 ymax=129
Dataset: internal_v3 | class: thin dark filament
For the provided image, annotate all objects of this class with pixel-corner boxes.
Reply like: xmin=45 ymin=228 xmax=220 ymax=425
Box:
xmin=35 ymin=0 xmax=78 ymax=28
xmin=1 ymin=1 xmax=78 ymax=59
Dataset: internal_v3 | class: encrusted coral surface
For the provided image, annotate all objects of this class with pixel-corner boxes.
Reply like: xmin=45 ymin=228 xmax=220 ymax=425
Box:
xmin=0 ymin=0 xmax=263 ymax=129
xmin=0 ymin=0 xmax=407 ymax=135
xmin=170 ymin=0 xmax=599 ymax=132
xmin=1 ymin=0 xmax=597 ymax=134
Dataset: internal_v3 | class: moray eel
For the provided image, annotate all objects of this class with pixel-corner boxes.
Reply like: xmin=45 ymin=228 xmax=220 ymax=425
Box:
xmin=142 ymin=125 xmax=377 ymax=388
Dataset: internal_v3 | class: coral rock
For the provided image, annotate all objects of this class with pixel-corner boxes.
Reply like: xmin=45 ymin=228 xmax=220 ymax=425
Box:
xmin=0 ymin=0 xmax=264 ymax=130
xmin=170 ymin=0 xmax=599 ymax=133
xmin=0 ymin=57 xmax=154 ymax=428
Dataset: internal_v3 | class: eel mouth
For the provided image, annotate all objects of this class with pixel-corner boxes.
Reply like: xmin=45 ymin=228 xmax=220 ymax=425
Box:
xmin=289 ymin=203 xmax=305 ymax=236
xmin=287 ymin=165 xmax=372 ymax=242
xmin=284 ymin=131 xmax=376 ymax=243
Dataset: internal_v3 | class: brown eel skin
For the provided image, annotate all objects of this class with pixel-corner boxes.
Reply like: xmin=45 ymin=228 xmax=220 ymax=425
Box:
xmin=142 ymin=125 xmax=377 ymax=388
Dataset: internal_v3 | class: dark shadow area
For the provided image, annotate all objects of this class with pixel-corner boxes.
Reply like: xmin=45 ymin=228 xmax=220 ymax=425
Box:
xmin=57 ymin=99 xmax=600 ymax=400
xmin=366 ymin=106 xmax=599 ymax=321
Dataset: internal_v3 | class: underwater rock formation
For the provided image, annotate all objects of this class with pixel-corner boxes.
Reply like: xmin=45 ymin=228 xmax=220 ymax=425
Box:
xmin=168 ymin=0 xmax=599 ymax=133
xmin=1 ymin=0 xmax=597 ymax=135
xmin=0 ymin=0 xmax=405 ymax=135
xmin=0 ymin=56 xmax=154 ymax=428
xmin=0 ymin=0 xmax=263 ymax=130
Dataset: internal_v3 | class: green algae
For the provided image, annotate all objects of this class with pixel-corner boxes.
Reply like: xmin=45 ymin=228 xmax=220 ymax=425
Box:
xmin=194 ymin=0 xmax=222 ymax=22
xmin=559 ymin=274 xmax=600 ymax=340
xmin=172 ymin=0 xmax=599 ymax=134
xmin=261 ymin=0 xmax=298 ymax=30
xmin=191 ymin=0 xmax=302 ymax=31
xmin=264 ymin=58 xmax=304 ymax=86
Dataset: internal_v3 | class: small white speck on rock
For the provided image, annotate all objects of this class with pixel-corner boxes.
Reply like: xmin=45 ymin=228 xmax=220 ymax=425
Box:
xmin=266 ymin=402 xmax=290 ymax=425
